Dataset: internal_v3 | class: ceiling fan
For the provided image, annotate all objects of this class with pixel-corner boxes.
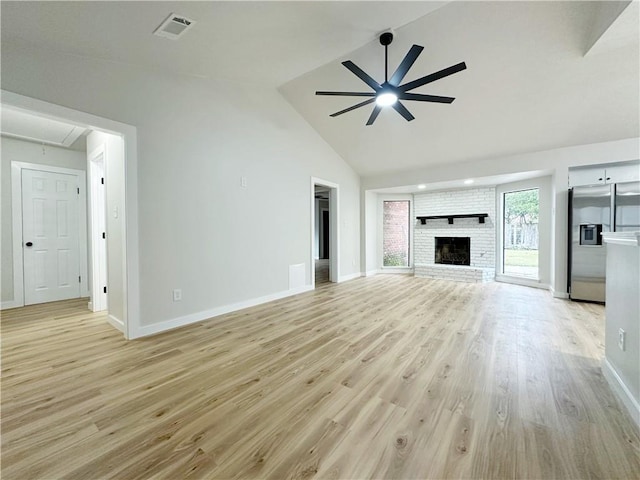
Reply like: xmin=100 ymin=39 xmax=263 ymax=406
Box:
xmin=316 ymin=32 xmax=467 ymax=126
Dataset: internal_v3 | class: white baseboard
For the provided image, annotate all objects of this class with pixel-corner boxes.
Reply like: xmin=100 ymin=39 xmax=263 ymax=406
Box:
xmin=550 ymin=286 xmax=569 ymax=299
xmin=495 ymin=275 xmax=549 ymax=291
xmin=378 ymin=267 xmax=414 ymax=275
xmin=132 ymin=285 xmax=314 ymax=339
xmin=107 ymin=314 xmax=125 ymax=333
xmin=338 ymin=272 xmax=362 ymax=283
xmin=602 ymin=358 xmax=640 ymax=428
xmin=1 ymin=300 xmax=22 ymax=310
xmin=364 ymin=269 xmax=415 ymax=276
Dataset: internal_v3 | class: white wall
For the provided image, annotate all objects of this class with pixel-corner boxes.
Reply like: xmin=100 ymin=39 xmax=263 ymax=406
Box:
xmin=603 ymin=240 xmax=640 ymax=426
xmin=86 ymin=131 xmax=126 ymax=323
xmin=362 ymin=190 xmax=377 ymax=275
xmin=363 ymin=137 xmax=640 ymax=296
xmin=1 ymin=136 xmax=86 ymax=304
xmin=1 ymin=43 xmax=361 ymax=333
xmin=496 ymin=176 xmax=553 ymax=288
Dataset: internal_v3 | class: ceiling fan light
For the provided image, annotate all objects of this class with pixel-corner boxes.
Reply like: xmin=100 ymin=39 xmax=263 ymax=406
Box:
xmin=376 ymin=92 xmax=398 ymax=107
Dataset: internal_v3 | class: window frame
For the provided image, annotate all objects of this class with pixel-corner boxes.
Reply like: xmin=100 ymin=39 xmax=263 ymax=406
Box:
xmin=378 ymin=196 xmax=413 ymax=271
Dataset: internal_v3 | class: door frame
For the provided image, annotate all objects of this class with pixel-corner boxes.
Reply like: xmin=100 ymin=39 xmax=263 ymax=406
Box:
xmin=1 ymin=89 xmax=139 ymax=339
xmin=11 ymin=162 xmax=89 ymax=307
xmin=310 ymin=177 xmax=339 ymax=286
xmin=88 ymin=145 xmax=108 ymax=312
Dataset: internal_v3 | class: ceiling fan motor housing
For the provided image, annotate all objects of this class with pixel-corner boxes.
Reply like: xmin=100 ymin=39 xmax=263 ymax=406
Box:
xmin=380 ymin=32 xmax=394 ymax=46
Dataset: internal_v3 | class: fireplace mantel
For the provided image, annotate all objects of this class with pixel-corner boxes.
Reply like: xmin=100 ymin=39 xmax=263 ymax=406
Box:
xmin=416 ymin=213 xmax=488 ymax=225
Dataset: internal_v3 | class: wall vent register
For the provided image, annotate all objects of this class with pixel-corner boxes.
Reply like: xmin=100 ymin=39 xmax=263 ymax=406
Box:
xmin=153 ymin=13 xmax=195 ymax=40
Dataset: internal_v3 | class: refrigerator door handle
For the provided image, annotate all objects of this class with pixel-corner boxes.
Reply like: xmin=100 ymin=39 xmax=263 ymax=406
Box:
xmin=613 ymin=184 xmax=616 ymax=231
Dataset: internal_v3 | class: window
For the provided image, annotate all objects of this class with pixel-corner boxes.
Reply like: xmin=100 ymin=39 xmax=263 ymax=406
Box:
xmin=503 ymin=189 xmax=539 ymax=278
xmin=383 ymin=200 xmax=410 ymax=267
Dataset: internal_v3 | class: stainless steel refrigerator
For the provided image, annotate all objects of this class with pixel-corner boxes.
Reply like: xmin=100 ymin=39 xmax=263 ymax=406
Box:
xmin=568 ymin=181 xmax=640 ymax=302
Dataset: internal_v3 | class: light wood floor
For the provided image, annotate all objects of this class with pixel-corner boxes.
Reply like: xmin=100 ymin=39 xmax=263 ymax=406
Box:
xmin=2 ymin=276 xmax=639 ymax=479
xmin=315 ymin=259 xmax=330 ymax=284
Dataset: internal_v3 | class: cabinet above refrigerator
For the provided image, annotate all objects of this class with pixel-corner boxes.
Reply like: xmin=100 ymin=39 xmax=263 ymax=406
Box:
xmin=569 ymin=160 xmax=639 ymax=188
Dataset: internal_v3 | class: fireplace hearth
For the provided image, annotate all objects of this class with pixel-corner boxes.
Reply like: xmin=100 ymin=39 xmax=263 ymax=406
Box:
xmin=435 ymin=237 xmax=470 ymax=266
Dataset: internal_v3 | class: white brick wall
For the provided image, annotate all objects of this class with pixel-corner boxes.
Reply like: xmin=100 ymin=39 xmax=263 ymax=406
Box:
xmin=414 ymin=187 xmax=496 ymax=282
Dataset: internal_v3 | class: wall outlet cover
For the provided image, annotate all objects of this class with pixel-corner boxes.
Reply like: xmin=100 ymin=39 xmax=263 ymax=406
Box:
xmin=618 ymin=328 xmax=626 ymax=351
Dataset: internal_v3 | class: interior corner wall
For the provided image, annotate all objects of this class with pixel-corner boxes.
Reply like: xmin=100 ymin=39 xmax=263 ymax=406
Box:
xmin=1 ymin=44 xmax=360 ymax=332
xmin=363 ymin=191 xmax=378 ymax=274
xmin=1 ymin=136 xmax=86 ymax=304
xmin=86 ymin=131 xmax=126 ymax=323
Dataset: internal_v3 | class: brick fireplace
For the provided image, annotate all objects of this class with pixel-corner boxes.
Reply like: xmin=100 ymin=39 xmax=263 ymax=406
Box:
xmin=414 ymin=187 xmax=496 ymax=283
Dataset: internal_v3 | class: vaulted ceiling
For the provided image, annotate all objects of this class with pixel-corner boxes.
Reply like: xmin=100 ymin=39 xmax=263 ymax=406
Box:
xmin=281 ymin=1 xmax=639 ymax=177
xmin=2 ymin=1 xmax=638 ymax=178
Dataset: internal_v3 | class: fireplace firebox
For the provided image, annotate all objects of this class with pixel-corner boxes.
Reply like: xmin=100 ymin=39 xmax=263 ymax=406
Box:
xmin=435 ymin=237 xmax=470 ymax=265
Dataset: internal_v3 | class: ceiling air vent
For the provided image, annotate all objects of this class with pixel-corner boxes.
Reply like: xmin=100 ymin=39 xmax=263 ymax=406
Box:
xmin=153 ymin=13 xmax=195 ymax=40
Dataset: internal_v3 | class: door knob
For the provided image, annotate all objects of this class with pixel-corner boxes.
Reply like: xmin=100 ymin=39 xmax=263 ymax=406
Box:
xmin=25 ymin=242 xmax=33 ymax=247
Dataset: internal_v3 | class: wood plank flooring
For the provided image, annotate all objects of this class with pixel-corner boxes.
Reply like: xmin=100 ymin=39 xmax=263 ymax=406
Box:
xmin=2 ymin=275 xmax=639 ymax=479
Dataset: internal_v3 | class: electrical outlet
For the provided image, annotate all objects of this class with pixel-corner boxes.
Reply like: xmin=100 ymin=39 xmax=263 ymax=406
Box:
xmin=173 ymin=289 xmax=182 ymax=302
xmin=241 ymin=176 xmax=247 ymax=188
xmin=618 ymin=328 xmax=626 ymax=351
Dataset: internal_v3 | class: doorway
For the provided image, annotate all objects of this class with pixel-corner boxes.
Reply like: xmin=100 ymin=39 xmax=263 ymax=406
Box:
xmin=315 ymin=186 xmax=330 ymax=284
xmin=502 ymin=188 xmax=540 ymax=279
xmin=2 ymin=90 xmax=138 ymax=339
xmin=311 ymin=178 xmax=339 ymax=286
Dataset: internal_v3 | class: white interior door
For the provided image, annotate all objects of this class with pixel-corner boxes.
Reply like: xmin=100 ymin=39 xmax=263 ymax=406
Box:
xmin=22 ymin=169 xmax=81 ymax=305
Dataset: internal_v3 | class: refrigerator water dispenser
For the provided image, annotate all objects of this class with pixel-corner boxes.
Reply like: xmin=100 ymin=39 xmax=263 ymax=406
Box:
xmin=579 ymin=224 xmax=602 ymax=246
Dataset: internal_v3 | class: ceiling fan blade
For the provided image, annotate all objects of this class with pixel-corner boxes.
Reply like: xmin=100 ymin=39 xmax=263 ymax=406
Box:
xmin=316 ymin=91 xmax=376 ymax=97
xmin=366 ymin=105 xmax=382 ymax=126
xmin=400 ymin=93 xmax=455 ymax=103
xmin=329 ymin=98 xmax=376 ymax=117
xmin=400 ymin=62 xmax=467 ymax=92
xmin=392 ymin=101 xmax=415 ymax=122
xmin=389 ymin=45 xmax=424 ymax=86
xmin=342 ymin=61 xmax=382 ymax=91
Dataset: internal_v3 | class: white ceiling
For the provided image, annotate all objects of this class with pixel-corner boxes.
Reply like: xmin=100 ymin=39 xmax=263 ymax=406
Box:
xmin=0 ymin=1 xmax=447 ymax=86
xmin=1 ymin=1 xmax=638 ymax=182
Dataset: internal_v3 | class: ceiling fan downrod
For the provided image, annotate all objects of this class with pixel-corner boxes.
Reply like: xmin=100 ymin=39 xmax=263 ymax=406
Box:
xmin=380 ymin=31 xmax=393 ymax=84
